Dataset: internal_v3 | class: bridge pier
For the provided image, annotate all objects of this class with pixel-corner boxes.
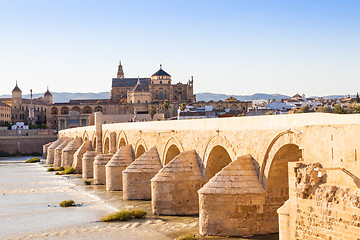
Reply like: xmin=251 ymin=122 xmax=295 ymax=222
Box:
xmin=105 ymin=145 xmax=134 ymax=191
xmin=198 ymin=155 xmax=268 ymax=237
xmin=46 ymin=137 xmax=66 ymax=165
xmin=72 ymin=140 xmax=91 ymax=173
xmin=123 ymin=147 xmax=162 ymax=200
xmin=82 ymin=151 xmax=98 ymax=178
xmin=93 ymin=154 xmax=113 ymax=185
xmin=61 ymin=137 xmax=82 ymax=167
xmin=151 ymin=150 xmax=204 ymax=215
xmin=43 ymin=141 xmax=54 ymax=159
xmin=54 ymin=138 xmax=72 ymax=167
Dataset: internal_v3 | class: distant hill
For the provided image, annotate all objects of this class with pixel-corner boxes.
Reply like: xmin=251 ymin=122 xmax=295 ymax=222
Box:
xmin=0 ymin=91 xmax=352 ymax=104
xmin=195 ymin=92 xmax=291 ymax=102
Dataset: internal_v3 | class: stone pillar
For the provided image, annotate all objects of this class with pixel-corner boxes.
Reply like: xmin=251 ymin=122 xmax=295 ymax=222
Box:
xmin=43 ymin=141 xmax=54 ymax=159
xmin=151 ymin=150 xmax=204 ymax=215
xmin=93 ymin=154 xmax=113 ymax=185
xmin=54 ymin=138 xmax=72 ymax=167
xmin=46 ymin=137 xmax=65 ymax=165
xmin=198 ymin=154 xmax=266 ymax=237
xmin=278 ymin=200 xmax=290 ymax=240
xmin=72 ymin=140 xmax=91 ymax=173
xmin=82 ymin=151 xmax=98 ymax=178
xmin=123 ymin=147 xmax=161 ymax=200
xmin=61 ymin=137 xmax=82 ymax=167
xmin=105 ymin=145 xmax=134 ymax=191
xmin=95 ymin=112 xmax=103 ymax=153
xmin=109 ymin=132 xmax=116 ymax=154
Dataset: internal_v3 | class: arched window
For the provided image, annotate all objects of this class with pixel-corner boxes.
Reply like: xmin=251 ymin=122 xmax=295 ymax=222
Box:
xmin=159 ymin=92 xmax=164 ymax=99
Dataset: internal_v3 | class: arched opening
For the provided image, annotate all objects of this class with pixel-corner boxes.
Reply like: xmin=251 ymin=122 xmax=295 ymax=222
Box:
xmin=71 ymin=106 xmax=81 ymax=112
xmin=103 ymin=137 xmax=110 ymax=154
xmin=205 ymin=145 xmax=232 ymax=182
xmin=164 ymin=144 xmax=180 ymax=165
xmin=95 ymin=106 xmax=103 ymax=112
xmin=136 ymin=145 xmax=145 ymax=158
xmin=265 ymin=143 xmax=302 ymax=231
xmin=92 ymin=137 xmax=97 ymax=151
xmin=51 ymin=107 xmax=58 ymax=115
xmin=118 ymin=138 xmax=126 ymax=148
xmin=83 ymin=106 xmax=92 ymax=114
xmin=61 ymin=107 xmax=69 ymax=115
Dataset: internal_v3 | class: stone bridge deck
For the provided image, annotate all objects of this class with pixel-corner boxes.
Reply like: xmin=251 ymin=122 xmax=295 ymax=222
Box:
xmin=46 ymin=113 xmax=360 ymax=239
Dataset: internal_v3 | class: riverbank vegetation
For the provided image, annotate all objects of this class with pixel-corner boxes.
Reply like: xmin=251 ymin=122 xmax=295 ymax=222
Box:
xmin=59 ymin=200 xmax=75 ymax=207
xmin=177 ymin=233 xmax=199 ymax=240
xmin=101 ymin=209 xmax=147 ymax=222
xmin=24 ymin=157 xmax=40 ymax=163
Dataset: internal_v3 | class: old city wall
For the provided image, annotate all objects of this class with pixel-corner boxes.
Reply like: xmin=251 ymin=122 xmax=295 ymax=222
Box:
xmin=58 ymin=113 xmax=360 ymax=238
xmin=0 ymin=135 xmax=57 ymax=154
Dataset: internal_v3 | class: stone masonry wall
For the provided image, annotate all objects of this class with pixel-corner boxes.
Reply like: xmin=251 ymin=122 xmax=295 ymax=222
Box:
xmin=286 ymin=162 xmax=360 ymax=240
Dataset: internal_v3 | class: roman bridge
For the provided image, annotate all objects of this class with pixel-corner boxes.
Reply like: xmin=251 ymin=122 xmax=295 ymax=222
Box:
xmin=45 ymin=113 xmax=360 ymax=239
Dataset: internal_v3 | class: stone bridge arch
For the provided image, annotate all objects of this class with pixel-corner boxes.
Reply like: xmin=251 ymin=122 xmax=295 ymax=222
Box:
xmin=135 ymin=138 xmax=148 ymax=158
xmin=260 ymin=129 xmax=302 ymax=189
xmin=202 ymin=134 xmax=235 ymax=181
xmin=162 ymin=137 xmax=184 ymax=166
xmin=91 ymin=134 xmax=97 ymax=152
xmin=82 ymin=131 xmax=89 ymax=141
xmin=102 ymin=130 xmax=111 ymax=154
xmin=117 ymin=131 xmax=128 ymax=150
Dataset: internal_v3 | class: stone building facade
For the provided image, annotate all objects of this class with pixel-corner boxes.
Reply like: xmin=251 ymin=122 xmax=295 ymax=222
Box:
xmin=0 ymin=101 xmax=11 ymax=123
xmin=0 ymin=82 xmax=51 ymax=125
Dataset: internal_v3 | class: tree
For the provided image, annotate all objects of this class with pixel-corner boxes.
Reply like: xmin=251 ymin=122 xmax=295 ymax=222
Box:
xmin=265 ymin=111 xmax=274 ymax=115
xmin=356 ymin=92 xmax=360 ymax=103
xmin=316 ymin=106 xmax=333 ymax=113
xmin=334 ymin=103 xmax=346 ymax=114
xmin=296 ymin=105 xmax=310 ymax=113
xmin=347 ymin=103 xmax=360 ymax=114
xmin=180 ymin=103 xmax=186 ymax=111
xmin=149 ymin=108 xmax=156 ymax=120
xmin=163 ymin=100 xmax=170 ymax=119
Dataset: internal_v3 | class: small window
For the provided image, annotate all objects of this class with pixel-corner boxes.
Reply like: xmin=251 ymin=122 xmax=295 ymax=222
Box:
xmin=137 ymin=100 xmax=140 ymax=104
xmin=160 ymin=81 xmax=162 ymax=84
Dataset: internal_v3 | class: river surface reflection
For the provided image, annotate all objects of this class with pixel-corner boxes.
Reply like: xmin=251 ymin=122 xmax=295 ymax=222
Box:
xmin=0 ymin=157 xmax=278 ymax=240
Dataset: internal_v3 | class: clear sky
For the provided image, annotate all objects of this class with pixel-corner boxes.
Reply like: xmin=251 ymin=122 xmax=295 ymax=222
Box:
xmin=0 ymin=0 xmax=359 ymax=97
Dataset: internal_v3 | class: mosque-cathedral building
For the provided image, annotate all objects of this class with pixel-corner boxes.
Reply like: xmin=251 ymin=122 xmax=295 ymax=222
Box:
xmin=0 ymin=62 xmax=250 ymax=130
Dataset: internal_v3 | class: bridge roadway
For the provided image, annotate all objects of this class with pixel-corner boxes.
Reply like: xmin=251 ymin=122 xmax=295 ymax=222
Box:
xmin=46 ymin=113 xmax=360 ymax=239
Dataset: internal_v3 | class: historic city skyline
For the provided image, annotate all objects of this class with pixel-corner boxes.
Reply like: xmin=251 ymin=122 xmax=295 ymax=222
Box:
xmin=1 ymin=0 xmax=359 ymax=96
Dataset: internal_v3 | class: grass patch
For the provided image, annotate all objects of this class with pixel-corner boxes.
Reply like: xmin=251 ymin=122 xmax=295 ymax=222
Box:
xmin=24 ymin=157 xmax=40 ymax=163
xmin=59 ymin=200 xmax=75 ymax=207
xmin=177 ymin=233 xmax=199 ymax=240
xmin=47 ymin=167 xmax=55 ymax=172
xmin=101 ymin=209 xmax=147 ymax=222
xmin=129 ymin=209 xmax=147 ymax=218
xmin=56 ymin=165 xmax=76 ymax=175
xmin=84 ymin=180 xmax=91 ymax=185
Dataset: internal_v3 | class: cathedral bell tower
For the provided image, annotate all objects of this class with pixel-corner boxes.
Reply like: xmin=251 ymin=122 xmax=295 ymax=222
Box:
xmin=117 ymin=61 xmax=124 ymax=78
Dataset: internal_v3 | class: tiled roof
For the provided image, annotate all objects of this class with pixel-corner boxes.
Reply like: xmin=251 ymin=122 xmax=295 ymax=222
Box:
xmin=0 ymin=101 xmax=11 ymax=107
xmin=151 ymin=69 xmax=170 ymax=77
xmin=112 ymin=78 xmax=150 ymax=88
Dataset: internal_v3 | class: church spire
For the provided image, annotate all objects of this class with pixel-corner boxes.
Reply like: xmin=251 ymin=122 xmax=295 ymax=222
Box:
xmin=117 ymin=60 xmax=124 ymax=78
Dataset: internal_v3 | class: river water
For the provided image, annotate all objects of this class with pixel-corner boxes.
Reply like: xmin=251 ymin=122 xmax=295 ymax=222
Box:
xmin=0 ymin=157 xmax=278 ymax=240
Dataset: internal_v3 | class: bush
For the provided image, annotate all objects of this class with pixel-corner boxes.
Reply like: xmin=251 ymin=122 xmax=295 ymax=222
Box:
xmin=47 ymin=167 xmax=55 ymax=172
xmin=102 ymin=210 xmax=132 ymax=222
xmin=296 ymin=105 xmax=310 ymax=113
xmin=334 ymin=103 xmax=347 ymax=114
xmin=84 ymin=180 xmax=91 ymax=185
xmin=63 ymin=166 xmax=75 ymax=174
xmin=24 ymin=157 xmax=40 ymax=163
xmin=265 ymin=111 xmax=274 ymax=115
xmin=129 ymin=209 xmax=147 ymax=218
xmin=178 ymin=233 xmax=198 ymax=240
xmin=101 ymin=209 xmax=148 ymax=222
xmin=59 ymin=200 xmax=75 ymax=207
xmin=316 ymin=106 xmax=334 ymax=113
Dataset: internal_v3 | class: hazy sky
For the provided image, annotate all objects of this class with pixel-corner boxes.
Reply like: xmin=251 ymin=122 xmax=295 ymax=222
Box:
xmin=0 ymin=0 xmax=359 ymax=96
